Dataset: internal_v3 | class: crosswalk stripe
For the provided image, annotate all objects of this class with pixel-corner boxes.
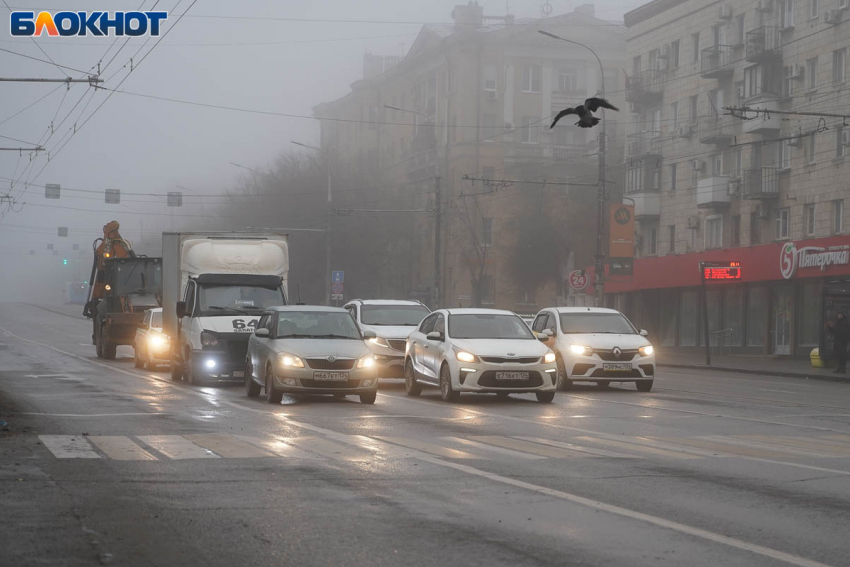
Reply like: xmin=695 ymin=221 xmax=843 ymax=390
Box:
xmin=512 ymin=436 xmax=638 ymax=458
xmin=286 ymin=436 xmax=376 ymax=461
xmin=137 ymin=435 xmax=220 ymax=460
xmin=574 ymin=436 xmax=700 ymax=460
xmin=88 ymin=436 xmax=157 ymax=461
xmin=441 ymin=437 xmax=547 ymax=460
xmin=705 ymin=436 xmax=842 ymax=459
xmin=470 ymin=436 xmax=592 ymax=459
xmin=234 ymin=436 xmax=325 ymax=460
xmin=183 ymin=434 xmax=275 ymax=459
xmin=375 ymin=436 xmax=482 ymax=459
xmin=39 ymin=435 xmax=100 ymax=459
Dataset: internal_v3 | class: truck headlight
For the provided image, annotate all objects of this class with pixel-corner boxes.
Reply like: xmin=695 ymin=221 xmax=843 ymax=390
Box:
xmin=200 ymin=331 xmax=220 ymax=348
xmin=356 ymin=355 xmax=377 ymax=369
xmin=639 ymin=345 xmax=654 ymax=356
xmin=570 ymin=344 xmax=590 ymax=355
xmin=278 ymin=353 xmax=305 ymax=368
xmin=544 ymin=352 xmax=556 ymax=364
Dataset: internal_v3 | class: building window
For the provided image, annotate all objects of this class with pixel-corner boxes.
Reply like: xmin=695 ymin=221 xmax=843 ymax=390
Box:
xmin=807 ymin=57 xmax=818 ymax=89
xmin=705 ymin=216 xmax=723 ymax=249
xmin=483 ymin=64 xmax=497 ymax=91
xmin=481 ymin=217 xmax=493 ymax=246
xmin=744 ymin=65 xmax=765 ymax=98
xmin=691 ymin=32 xmax=700 ymax=63
xmin=647 ymin=226 xmax=658 ymax=255
xmin=834 ymin=200 xmax=844 ymax=233
xmin=838 ymin=126 xmax=846 ymax=159
xmin=809 ymin=0 xmax=819 ymax=20
xmin=521 ymin=65 xmax=541 ymax=93
xmin=779 ymin=0 xmax=795 ymax=27
xmin=689 ymin=95 xmax=698 ymax=124
xmin=783 ymin=65 xmax=795 ymax=98
xmin=731 ymin=215 xmax=741 ymax=245
xmin=806 ymin=133 xmax=816 ymax=164
xmin=480 ymin=274 xmax=494 ymax=304
xmin=482 ymin=113 xmax=497 ymax=141
xmin=805 ymin=204 xmax=816 ymax=236
xmin=841 ymin=0 xmax=850 ymax=9
xmin=775 ymin=208 xmax=790 ymax=239
xmin=834 ymin=48 xmax=846 ymax=85
xmin=712 ymin=153 xmax=723 ymax=176
xmin=780 ymin=138 xmax=792 ymax=170
xmin=520 ymin=116 xmax=539 ymax=143
xmin=669 ymin=163 xmax=677 ymax=191
xmin=558 ymin=67 xmax=578 ymax=92
xmin=734 ymin=148 xmax=743 ymax=177
xmin=668 ymin=225 xmax=676 ymax=253
xmin=649 ymin=48 xmax=659 ymax=71
xmin=732 ymin=14 xmax=745 ymax=46
xmin=746 ymin=286 xmax=769 ymax=347
xmin=750 ymin=212 xmax=761 ymax=244
xmin=670 ymin=39 xmax=680 ymax=68
xmin=669 ymin=101 xmax=679 ymax=130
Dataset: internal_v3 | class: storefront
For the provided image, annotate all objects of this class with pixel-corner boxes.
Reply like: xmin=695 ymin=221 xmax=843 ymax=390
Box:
xmin=584 ymin=236 xmax=850 ymax=359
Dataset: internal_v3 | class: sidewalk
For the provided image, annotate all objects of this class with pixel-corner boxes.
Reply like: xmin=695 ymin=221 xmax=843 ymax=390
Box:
xmin=658 ymin=351 xmax=850 ymax=383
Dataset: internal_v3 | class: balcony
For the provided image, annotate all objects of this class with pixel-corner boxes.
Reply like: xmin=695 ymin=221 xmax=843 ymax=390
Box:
xmin=741 ymin=100 xmax=781 ymax=134
xmin=745 ymin=26 xmax=782 ymax=62
xmin=701 ymin=45 xmax=735 ymax=79
xmin=625 ymin=158 xmax=661 ymax=195
xmin=742 ymin=167 xmax=780 ymax=199
xmin=630 ymin=191 xmax=660 ymax=219
xmin=697 ymin=176 xmax=731 ymax=208
xmin=699 ymin=115 xmax=736 ymax=145
xmin=626 ymin=131 xmax=663 ymax=158
xmin=625 ymin=69 xmax=665 ymax=106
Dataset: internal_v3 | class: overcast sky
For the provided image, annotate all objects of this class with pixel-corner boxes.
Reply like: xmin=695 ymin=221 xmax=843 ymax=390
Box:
xmin=0 ymin=0 xmax=639 ymax=298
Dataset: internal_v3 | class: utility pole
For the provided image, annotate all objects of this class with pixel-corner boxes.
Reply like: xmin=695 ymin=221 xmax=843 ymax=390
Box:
xmin=0 ymin=147 xmax=44 ymax=151
xmin=0 ymin=77 xmax=102 ymax=84
xmin=434 ymin=176 xmax=442 ymax=310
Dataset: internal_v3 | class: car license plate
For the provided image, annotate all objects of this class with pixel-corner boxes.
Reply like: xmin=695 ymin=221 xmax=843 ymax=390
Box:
xmin=495 ymin=371 xmax=529 ymax=381
xmin=602 ymin=363 xmax=632 ymax=372
xmin=232 ymin=370 xmax=244 ymax=378
xmin=313 ymin=371 xmax=349 ymax=382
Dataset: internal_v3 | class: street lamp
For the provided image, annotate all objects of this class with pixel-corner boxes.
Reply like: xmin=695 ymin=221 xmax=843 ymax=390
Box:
xmin=292 ymin=140 xmax=333 ymax=305
xmin=539 ymin=30 xmax=608 ymax=307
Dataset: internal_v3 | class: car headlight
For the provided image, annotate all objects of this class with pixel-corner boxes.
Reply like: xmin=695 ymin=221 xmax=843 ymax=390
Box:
xmin=148 ymin=333 xmax=168 ymax=348
xmin=356 ymin=355 xmax=377 ymax=369
xmin=200 ymin=331 xmax=219 ymax=348
xmin=544 ymin=352 xmax=556 ymax=364
xmin=570 ymin=344 xmax=590 ymax=355
xmin=278 ymin=353 xmax=305 ymax=368
xmin=455 ymin=350 xmax=478 ymax=363
xmin=639 ymin=345 xmax=654 ymax=356
xmin=369 ymin=336 xmax=390 ymax=348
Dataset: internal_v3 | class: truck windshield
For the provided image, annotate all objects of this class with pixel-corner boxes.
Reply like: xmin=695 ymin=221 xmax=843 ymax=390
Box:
xmin=113 ymin=262 xmax=162 ymax=295
xmin=199 ymin=285 xmax=284 ymax=313
xmin=360 ymin=305 xmax=430 ymax=326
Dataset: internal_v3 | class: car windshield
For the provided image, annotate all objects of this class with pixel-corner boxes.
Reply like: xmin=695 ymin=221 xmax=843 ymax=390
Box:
xmin=360 ymin=305 xmax=430 ymax=326
xmin=277 ymin=311 xmax=362 ymax=339
xmin=150 ymin=312 xmax=162 ymax=328
xmin=449 ymin=314 xmax=535 ymax=340
xmin=559 ymin=313 xmax=637 ymax=334
xmin=199 ymin=285 xmax=284 ymax=313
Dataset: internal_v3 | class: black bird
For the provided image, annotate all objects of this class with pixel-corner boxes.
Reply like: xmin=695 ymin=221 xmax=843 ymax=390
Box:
xmin=550 ymin=97 xmax=619 ymax=129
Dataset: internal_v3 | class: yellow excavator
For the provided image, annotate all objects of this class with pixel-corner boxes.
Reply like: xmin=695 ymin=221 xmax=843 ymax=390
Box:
xmin=83 ymin=221 xmax=162 ymax=359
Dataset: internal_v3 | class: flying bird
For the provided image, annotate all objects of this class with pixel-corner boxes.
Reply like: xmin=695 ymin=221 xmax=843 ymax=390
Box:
xmin=550 ymin=97 xmax=619 ymax=129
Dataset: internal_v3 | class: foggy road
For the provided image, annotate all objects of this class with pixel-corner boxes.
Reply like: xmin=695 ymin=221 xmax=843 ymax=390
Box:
xmin=2 ymin=302 xmax=850 ymax=567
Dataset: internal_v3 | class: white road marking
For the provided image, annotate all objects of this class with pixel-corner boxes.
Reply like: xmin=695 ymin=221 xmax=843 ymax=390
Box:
xmin=470 ymin=435 xmax=593 ymax=459
xmin=183 ymin=434 xmax=274 ymax=459
xmin=39 ymin=435 xmax=101 ymax=459
xmin=512 ymin=436 xmax=638 ymax=459
xmin=235 ymin=435 xmax=325 ymax=460
xmin=376 ymin=436 xmax=482 ymax=459
xmin=137 ymin=435 xmax=220 ymax=460
xmin=574 ymin=436 xmax=701 ymax=460
xmin=703 ymin=436 xmax=844 ymax=459
xmin=442 ymin=436 xmax=547 ymax=460
xmin=284 ymin=436 xmax=375 ymax=462
xmin=88 ymin=436 xmax=158 ymax=461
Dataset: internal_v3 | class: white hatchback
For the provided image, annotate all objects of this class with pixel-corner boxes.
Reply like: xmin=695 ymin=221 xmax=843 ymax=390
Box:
xmin=532 ymin=307 xmax=656 ymax=392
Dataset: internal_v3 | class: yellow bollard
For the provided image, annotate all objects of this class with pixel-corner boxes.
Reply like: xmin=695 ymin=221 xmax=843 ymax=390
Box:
xmin=810 ymin=348 xmax=824 ymax=368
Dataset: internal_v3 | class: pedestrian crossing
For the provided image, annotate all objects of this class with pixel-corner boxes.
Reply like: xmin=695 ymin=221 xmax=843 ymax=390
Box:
xmin=36 ymin=432 xmax=850 ymax=465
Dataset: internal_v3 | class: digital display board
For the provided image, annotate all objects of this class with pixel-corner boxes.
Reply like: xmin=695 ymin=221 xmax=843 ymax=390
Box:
xmin=701 ymin=261 xmax=742 ymax=281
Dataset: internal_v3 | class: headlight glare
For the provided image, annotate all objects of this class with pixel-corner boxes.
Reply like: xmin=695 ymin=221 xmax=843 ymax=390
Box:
xmin=148 ymin=333 xmax=168 ymax=348
xmin=570 ymin=344 xmax=590 ymax=355
xmin=278 ymin=353 xmax=304 ymax=368
xmin=356 ymin=355 xmax=377 ymax=369
xmin=639 ymin=345 xmax=654 ymax=356
xmin=455 ymin=350 xmax=477 ymax=363
xmin=544 ymin=352 xmax=556 ymax=364
xmin=369 ymin=336 xmax=390 ymax=347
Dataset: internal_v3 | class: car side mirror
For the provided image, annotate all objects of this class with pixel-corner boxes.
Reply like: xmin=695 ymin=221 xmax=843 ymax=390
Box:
xmin=539 ymin=329 xmax=553 ymax=340
xmin=254 ymin=328 xmax=270 ymax=338
xmin=426 ymin=331 xmax=444 ymax=342
xmin=362 ymin=330 xmax=377 ymax=340
xmin=640 ymin=329 xmax=649 ymax=337
xmin=176 ymin=301 xmax=186 ymax=319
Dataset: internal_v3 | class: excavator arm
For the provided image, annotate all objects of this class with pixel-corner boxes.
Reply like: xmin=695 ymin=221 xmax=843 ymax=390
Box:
xmin=83 ymin=221 xmax=135 ymax=317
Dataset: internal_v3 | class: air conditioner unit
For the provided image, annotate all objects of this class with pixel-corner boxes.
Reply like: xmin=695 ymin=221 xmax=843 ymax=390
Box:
xmin=824 ymin=10 xmax=842 ymax=24
xmin=687 ymin=215 xmax=700 ymax=229
xmin=787 ymin=134 xmax=803 ymax=147
xmin=677 ymin=124 xmax=694 ymax=138
xmin=692 ymin=158 xmax=706 ymax=172
xmin=842 ymin=130 xmax=850 ymax=146
xmin=658 ymin=44 xmax=670 ymax=59
xmin=719 ymin=5 xmax=733 ymax=19
xmin=486 ymin=90 xmax=499 ymax=101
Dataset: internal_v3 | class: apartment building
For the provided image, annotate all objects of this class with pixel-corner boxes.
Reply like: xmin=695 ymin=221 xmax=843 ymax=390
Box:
xmin=609 ymin=0 xmax=850 ymax=357
xmin=314 ymin=2 xmax=625 ymax=313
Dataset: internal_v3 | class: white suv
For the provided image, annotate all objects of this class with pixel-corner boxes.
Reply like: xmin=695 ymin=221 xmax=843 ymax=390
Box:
xmin=344 ymin=299 xmax=430 ymax=378
xmin=532 ymin=307 xmax=655 ymax=392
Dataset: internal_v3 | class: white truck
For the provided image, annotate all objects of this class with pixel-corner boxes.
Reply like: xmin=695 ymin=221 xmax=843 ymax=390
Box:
xmin=162 ymin=232 xmax=289 ymax=385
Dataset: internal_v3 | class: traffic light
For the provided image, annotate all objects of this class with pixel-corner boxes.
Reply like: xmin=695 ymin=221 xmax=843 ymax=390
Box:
xmin=63 ymin=258 xmax=68 ymax=265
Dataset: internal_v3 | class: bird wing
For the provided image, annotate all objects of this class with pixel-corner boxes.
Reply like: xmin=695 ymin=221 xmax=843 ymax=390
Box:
xmin=585 ymin=97 xmax=619 ymax=113
xmin=550 ymin=108 xmax=577 ymax=128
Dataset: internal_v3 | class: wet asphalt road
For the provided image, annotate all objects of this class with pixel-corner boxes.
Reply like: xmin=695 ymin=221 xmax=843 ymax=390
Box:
xmin=1 ymin=302 xmax=850 ymax=567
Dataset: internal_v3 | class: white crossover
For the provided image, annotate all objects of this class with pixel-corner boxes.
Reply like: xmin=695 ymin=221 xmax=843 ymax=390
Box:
xmin=531 ymin=307 xmax=655 ymax=392
xmin=404 ymin=309 xmax=558 ymax=403
xmin=134 ymin=308 xmax=169 ymax=370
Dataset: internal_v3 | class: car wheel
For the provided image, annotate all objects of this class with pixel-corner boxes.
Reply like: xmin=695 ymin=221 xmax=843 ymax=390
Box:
xmin=536 ymin=391 xmax=556 ymax=403
xmin=439 ymin=364 xmax=460 ymax=402
xmin=266 ymin=364 xmax=283 ymax=404
xmin=133 ymin=347 xmax=143 ymax=368
xmin=186 ymin=351 xmax=201 ymax=386
xmin=597 ymin=380 xmax=610 ymax=388
xmin=170 ymin=348 xmax=183 ymax=382
xmin=359 ymin=391 xmax=377 ymax=404
xmin=245 ymin=358 xmax=261 ymax=398
xmin=95 ymin=320 xmax=104 ymax=358
xmin=495 ymin=392 xmax=509 ymax=399
xmin=636 ymin=380 xmax=654 ymax=392
xmin=405 ymin=361 xmax=422 ymax=397
xmin=556 ymin=355 xmax=573 ymax=390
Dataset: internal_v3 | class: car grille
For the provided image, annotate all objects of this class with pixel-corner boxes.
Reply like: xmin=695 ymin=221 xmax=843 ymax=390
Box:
xmin=594 ymin=349 xmax=638 ymax=361
xmin=299 ymin=379 xmax=362 ymax=389
xmin=305 ymin=358 xmax=356 ymax=370
xmin=477 ymin=371 xmax=543 ymax=388
xmin=480 ymin=356 xmax=540 ymax=364
xmin=387 ymin=339 xmax=407 ymax=352
xmin=226 ymin=340 xmax=249 ymax=363
xmin=590 ymin=369 xmax=643 ymax=378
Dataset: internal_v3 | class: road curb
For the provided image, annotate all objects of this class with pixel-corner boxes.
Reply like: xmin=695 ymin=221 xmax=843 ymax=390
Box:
xmin=659 ymin=363 xmax=850 ymax=384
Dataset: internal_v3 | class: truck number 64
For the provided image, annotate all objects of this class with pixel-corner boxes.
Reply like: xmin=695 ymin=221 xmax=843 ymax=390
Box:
xmin=232 ymin=319 xmax=259 ymax=330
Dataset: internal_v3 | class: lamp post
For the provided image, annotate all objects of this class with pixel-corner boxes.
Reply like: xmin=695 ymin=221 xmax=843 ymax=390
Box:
xmin=292 ymin=140 xmax=333 ymax=305
xmin=539 ymin=30 xmax=608 ymax=307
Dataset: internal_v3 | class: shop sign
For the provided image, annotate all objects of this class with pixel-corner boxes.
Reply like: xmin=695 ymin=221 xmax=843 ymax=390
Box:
xmin=780 ymin=241 xmax=850 ymax=279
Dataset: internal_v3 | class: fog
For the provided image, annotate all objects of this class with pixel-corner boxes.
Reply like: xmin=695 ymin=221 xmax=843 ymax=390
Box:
xmin=1 ymin=0 xmax=637 ymax=303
